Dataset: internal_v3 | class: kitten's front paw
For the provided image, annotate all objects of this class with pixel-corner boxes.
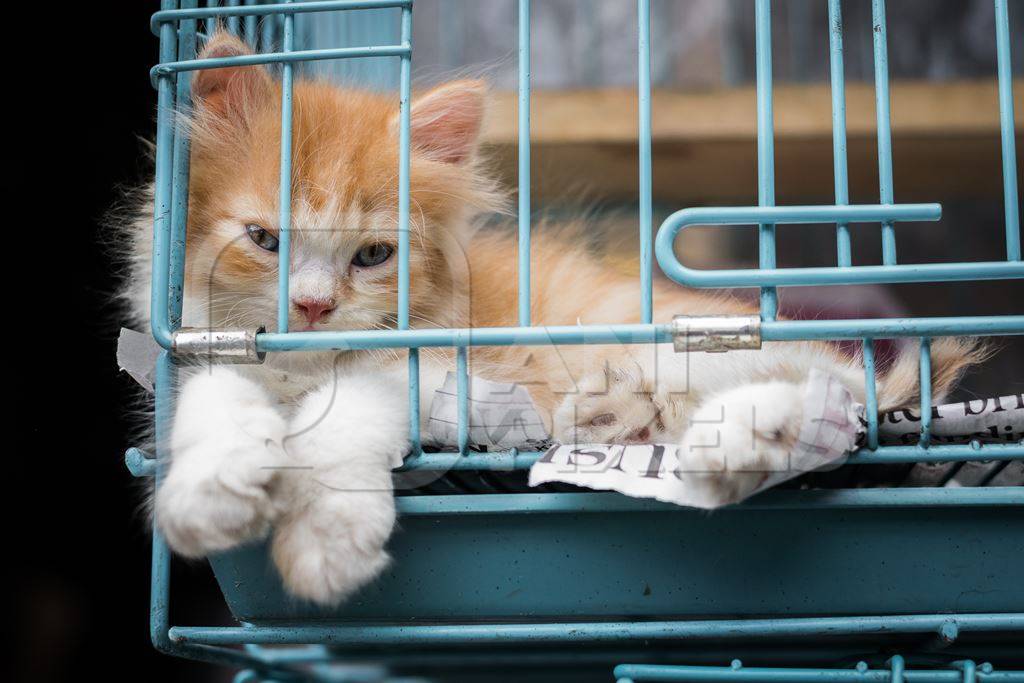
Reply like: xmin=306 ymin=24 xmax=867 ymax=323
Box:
xmin=553 ymin=365 xmax=664 ymax=444
xmin=271 ymin=489 xmax=395 ymax=605
xmin=676 ymin=382 xmax=803 ymax=507
xmin=156 ymin=439 xmax=283 ymax=558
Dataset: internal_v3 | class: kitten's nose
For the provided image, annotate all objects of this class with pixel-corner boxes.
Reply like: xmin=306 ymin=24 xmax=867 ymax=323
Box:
xmin=292 ymin=297 xmax=336 ymax=325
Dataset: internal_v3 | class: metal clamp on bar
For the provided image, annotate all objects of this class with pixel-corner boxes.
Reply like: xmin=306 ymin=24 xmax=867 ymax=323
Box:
xmin=172 ymin=327 xmax=265 ymax=364
xmin=671 ymin=315 xmax=761 ymax=353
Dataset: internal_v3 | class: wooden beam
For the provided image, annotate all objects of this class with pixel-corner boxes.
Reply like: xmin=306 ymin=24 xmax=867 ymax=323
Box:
xmin=480 ymin=80 xmax=1023 ymax=204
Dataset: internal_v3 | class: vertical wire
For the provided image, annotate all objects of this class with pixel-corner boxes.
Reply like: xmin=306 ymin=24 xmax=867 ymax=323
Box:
xmin=150 ymin=1 xmax=182 ymax=349
xmin=994 ymin=0 xmax=1020 ymax=261
xmin=889 ymin=655 xmax=905 ymax=683
xmin=276 ymin=0 xmax=295 ymax=333
xmin=959 ymin=660 xmax=978 ymax=683
xmin=151 ymin=353 xmax=175 ymax=652
xmin=204 ymin=0 xmax=217 ymax=36
xmin=457 ymin=346 xmax=469 ymax=455
xmin=754 ymin=0 xmax=777 ymax=320
xmin=151 ymin=0 xmax=180 ymax=650
xmin=243 ymin=0 xmax=258 ymax=45
xmin=828 ymin=0 xmax=852 ymax=267
xmin=919 ymin=337 xmax=932 ymax=447
xmin=638 ymin=0 xmax=653 ymax=324
xmin=863 ymin=338 xmax=879 ymax=450
xmin=226 ymin=0 xmax=241 ymax=35
xmin=398 ymin=6 xmax=419 ymax=451
xmin=518 ymin=0 xmax=532 ymax=326
xmin=261 ymin=4 xmax=276 ymax=52
xmin=871 ymin=0 xmax=897 ymax=265
xmin=169 ymin=1 xmax=197 ymax=331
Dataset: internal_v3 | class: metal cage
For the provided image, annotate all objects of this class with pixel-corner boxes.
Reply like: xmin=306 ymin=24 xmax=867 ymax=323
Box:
xmin=134 ymin=0 xmax=1024 ymax=680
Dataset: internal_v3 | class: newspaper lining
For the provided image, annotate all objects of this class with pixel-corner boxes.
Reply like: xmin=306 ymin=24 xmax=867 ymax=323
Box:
xmin=116 ymin=328 xmax=163 ymax=393
xmin=427 ymin=371 xmax=550 ymax=449
xmin=427 ymin=369 xmax=1022 ymax=508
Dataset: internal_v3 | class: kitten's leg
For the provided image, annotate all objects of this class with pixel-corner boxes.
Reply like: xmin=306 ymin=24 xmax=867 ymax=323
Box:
xmin=156 ymin=367 xmax=287 ymax=557
xmin=675 ymin=381 xmax=805 ymax=507
xmin=551 ymin=345 xmax=689 ymax=444
xmin=552 ymin=364 xmax=666 ymax=444
xmin=271 ymin=369 xmax=408 ymax=605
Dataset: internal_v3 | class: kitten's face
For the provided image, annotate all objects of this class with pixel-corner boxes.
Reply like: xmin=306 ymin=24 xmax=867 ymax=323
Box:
xmin=182 ymin=33 xmax=495 ymax=337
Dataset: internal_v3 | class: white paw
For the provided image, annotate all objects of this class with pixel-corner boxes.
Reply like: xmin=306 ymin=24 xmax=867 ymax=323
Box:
xmin=676 ymin=382 xmax=804 ymax=506
xmin=271 ymin=489 xmax=395 ymax=605
xmin=156 ymin=367 xmax=287 ymax=557
xmin=553 ymin=364 xmax=666 ymax=444
xmin=155 ymin=439 xmax=283 ymax=557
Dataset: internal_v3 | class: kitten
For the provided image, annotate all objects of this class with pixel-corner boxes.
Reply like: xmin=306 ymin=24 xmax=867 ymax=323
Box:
xmin=120 ymin=33 xmax=982 ymax=605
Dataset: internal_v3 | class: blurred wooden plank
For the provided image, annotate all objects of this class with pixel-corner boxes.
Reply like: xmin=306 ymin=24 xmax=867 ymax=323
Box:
xmin=481 ymin=79 xmax=1023 ymax=204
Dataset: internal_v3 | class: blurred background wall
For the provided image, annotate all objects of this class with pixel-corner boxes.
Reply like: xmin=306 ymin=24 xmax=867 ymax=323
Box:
xmin=295 ymin=0 xmax=1023 ymax=399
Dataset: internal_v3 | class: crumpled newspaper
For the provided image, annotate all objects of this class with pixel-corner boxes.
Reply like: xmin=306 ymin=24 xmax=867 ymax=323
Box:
xmin=116 ymin=328 xmax=163 ymax=392
xmin=428 ymin=368 xmax=1022 ymax=508
xmin=427 ymin=371 xmax=550 ymax=449
xmin=529 ymin=387 xmax=1023 ymax=508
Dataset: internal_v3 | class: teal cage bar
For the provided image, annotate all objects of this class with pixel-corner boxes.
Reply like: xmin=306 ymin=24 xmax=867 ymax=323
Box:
xmin=137 ymin=1 xmax=1024 ymax=681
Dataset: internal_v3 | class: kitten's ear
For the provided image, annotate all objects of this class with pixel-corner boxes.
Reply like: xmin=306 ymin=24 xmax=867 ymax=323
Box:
xmin=191 ymin=32 xmax=272 ymax=119
xmin=404 ymin=80 xmax=487 ymax=164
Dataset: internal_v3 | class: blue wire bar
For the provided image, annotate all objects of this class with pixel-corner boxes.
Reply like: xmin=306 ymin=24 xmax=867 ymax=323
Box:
xmin=638 ymin=0 xmax=653 ymax=323
xmin=994 ymin=0 xmax=1021 ymax=261
xmin=151 ymin=0 xmax=413 ymax=33
xmin=169 ymin=613 xmax=1024 ymax=647
xmin=169 ymin=1 xmax=197 ymax=330
xmin=456 ymin=346 xmax=469 ymax=455
xmin=871 ymin=0 xmax=898 ymax=265
xmin=249 ymin=314 xmax=1023 ymax=355
xmin=656 ymin=204 xmax=1024 ymax=288
xmin=863 ymin=338 xmax=879 ymax=449
xmin=396 ymin=5 xmax=419 ymax=449
xmin=613 ymin=661 xmax=1024 ymax=683
xmin=226 ymin=0 xmax=240 ymax=35
xmin=518 ymin=0 xmax=532 ymax=326
xmin=149 ymin=1 xmax=182 ymax=349
xmin=203 ymin=0 xmax=216 ymax=37
xmin=243 ymin=0 xmax=257 ymax=45
xmin=754 ymin=0 xmax=778 ymax=320
xmin=760 ymin=316 xmax=1024 ymax=341
xmin=276 ymin=1 xmax=294 ymax=333
xmin=889 ymin=655 xmax=906 ymax=683
xmin=827 ymin=0 xmax=852 ymax=267
xmin=129 ymin=439 xmax=1024 ymax=479
xmin=260 ymin=6 xmax=275 ymax=52
xmin=919 ymin=337 xmax=932 ymax=447
xmin=151 ymin=44 xmax=411 ymax=83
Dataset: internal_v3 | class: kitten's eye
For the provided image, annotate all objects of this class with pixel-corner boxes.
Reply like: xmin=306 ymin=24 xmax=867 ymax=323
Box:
xmin=352 ymin=243 xmax=394 ymax=268
xmin=245 ymin=223 xmax=279 ymax=252
xmin=590 ymin=413 xmax=618 ymax=427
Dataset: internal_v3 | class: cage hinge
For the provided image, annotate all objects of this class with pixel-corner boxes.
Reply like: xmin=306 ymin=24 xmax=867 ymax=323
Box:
xmin=671 ymin=315 xmax=762 ymax=353
xmin=172 ymin=327 xmax=265 ymax=364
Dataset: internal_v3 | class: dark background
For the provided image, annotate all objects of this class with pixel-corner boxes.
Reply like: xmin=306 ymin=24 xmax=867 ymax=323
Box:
xmin=12 ymin=5 xmax=221 ymax=681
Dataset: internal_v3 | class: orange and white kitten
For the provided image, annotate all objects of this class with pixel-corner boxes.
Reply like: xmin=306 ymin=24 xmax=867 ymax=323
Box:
xmin=121 ymin=33 xmax=979 ymax=605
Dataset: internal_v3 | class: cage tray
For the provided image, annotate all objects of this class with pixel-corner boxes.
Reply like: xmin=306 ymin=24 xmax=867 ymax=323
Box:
xmin=207 ymin=490 xmax=1024 ymax=626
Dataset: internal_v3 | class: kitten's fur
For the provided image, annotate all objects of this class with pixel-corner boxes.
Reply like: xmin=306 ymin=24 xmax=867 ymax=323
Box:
xmin=120 ymin=33 xmax=983 ymax=605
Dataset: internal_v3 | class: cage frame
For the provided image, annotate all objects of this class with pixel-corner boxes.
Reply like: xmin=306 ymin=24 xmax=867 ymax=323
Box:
xmin=135 ymin=0 xmax=1024 ymax=680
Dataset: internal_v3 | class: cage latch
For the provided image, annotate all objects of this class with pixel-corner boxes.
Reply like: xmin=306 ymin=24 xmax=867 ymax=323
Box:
xmin=172 ymin=327 xmax=265 ymax=364
xmin=671 ymin=315 xmax=762 ymax=353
